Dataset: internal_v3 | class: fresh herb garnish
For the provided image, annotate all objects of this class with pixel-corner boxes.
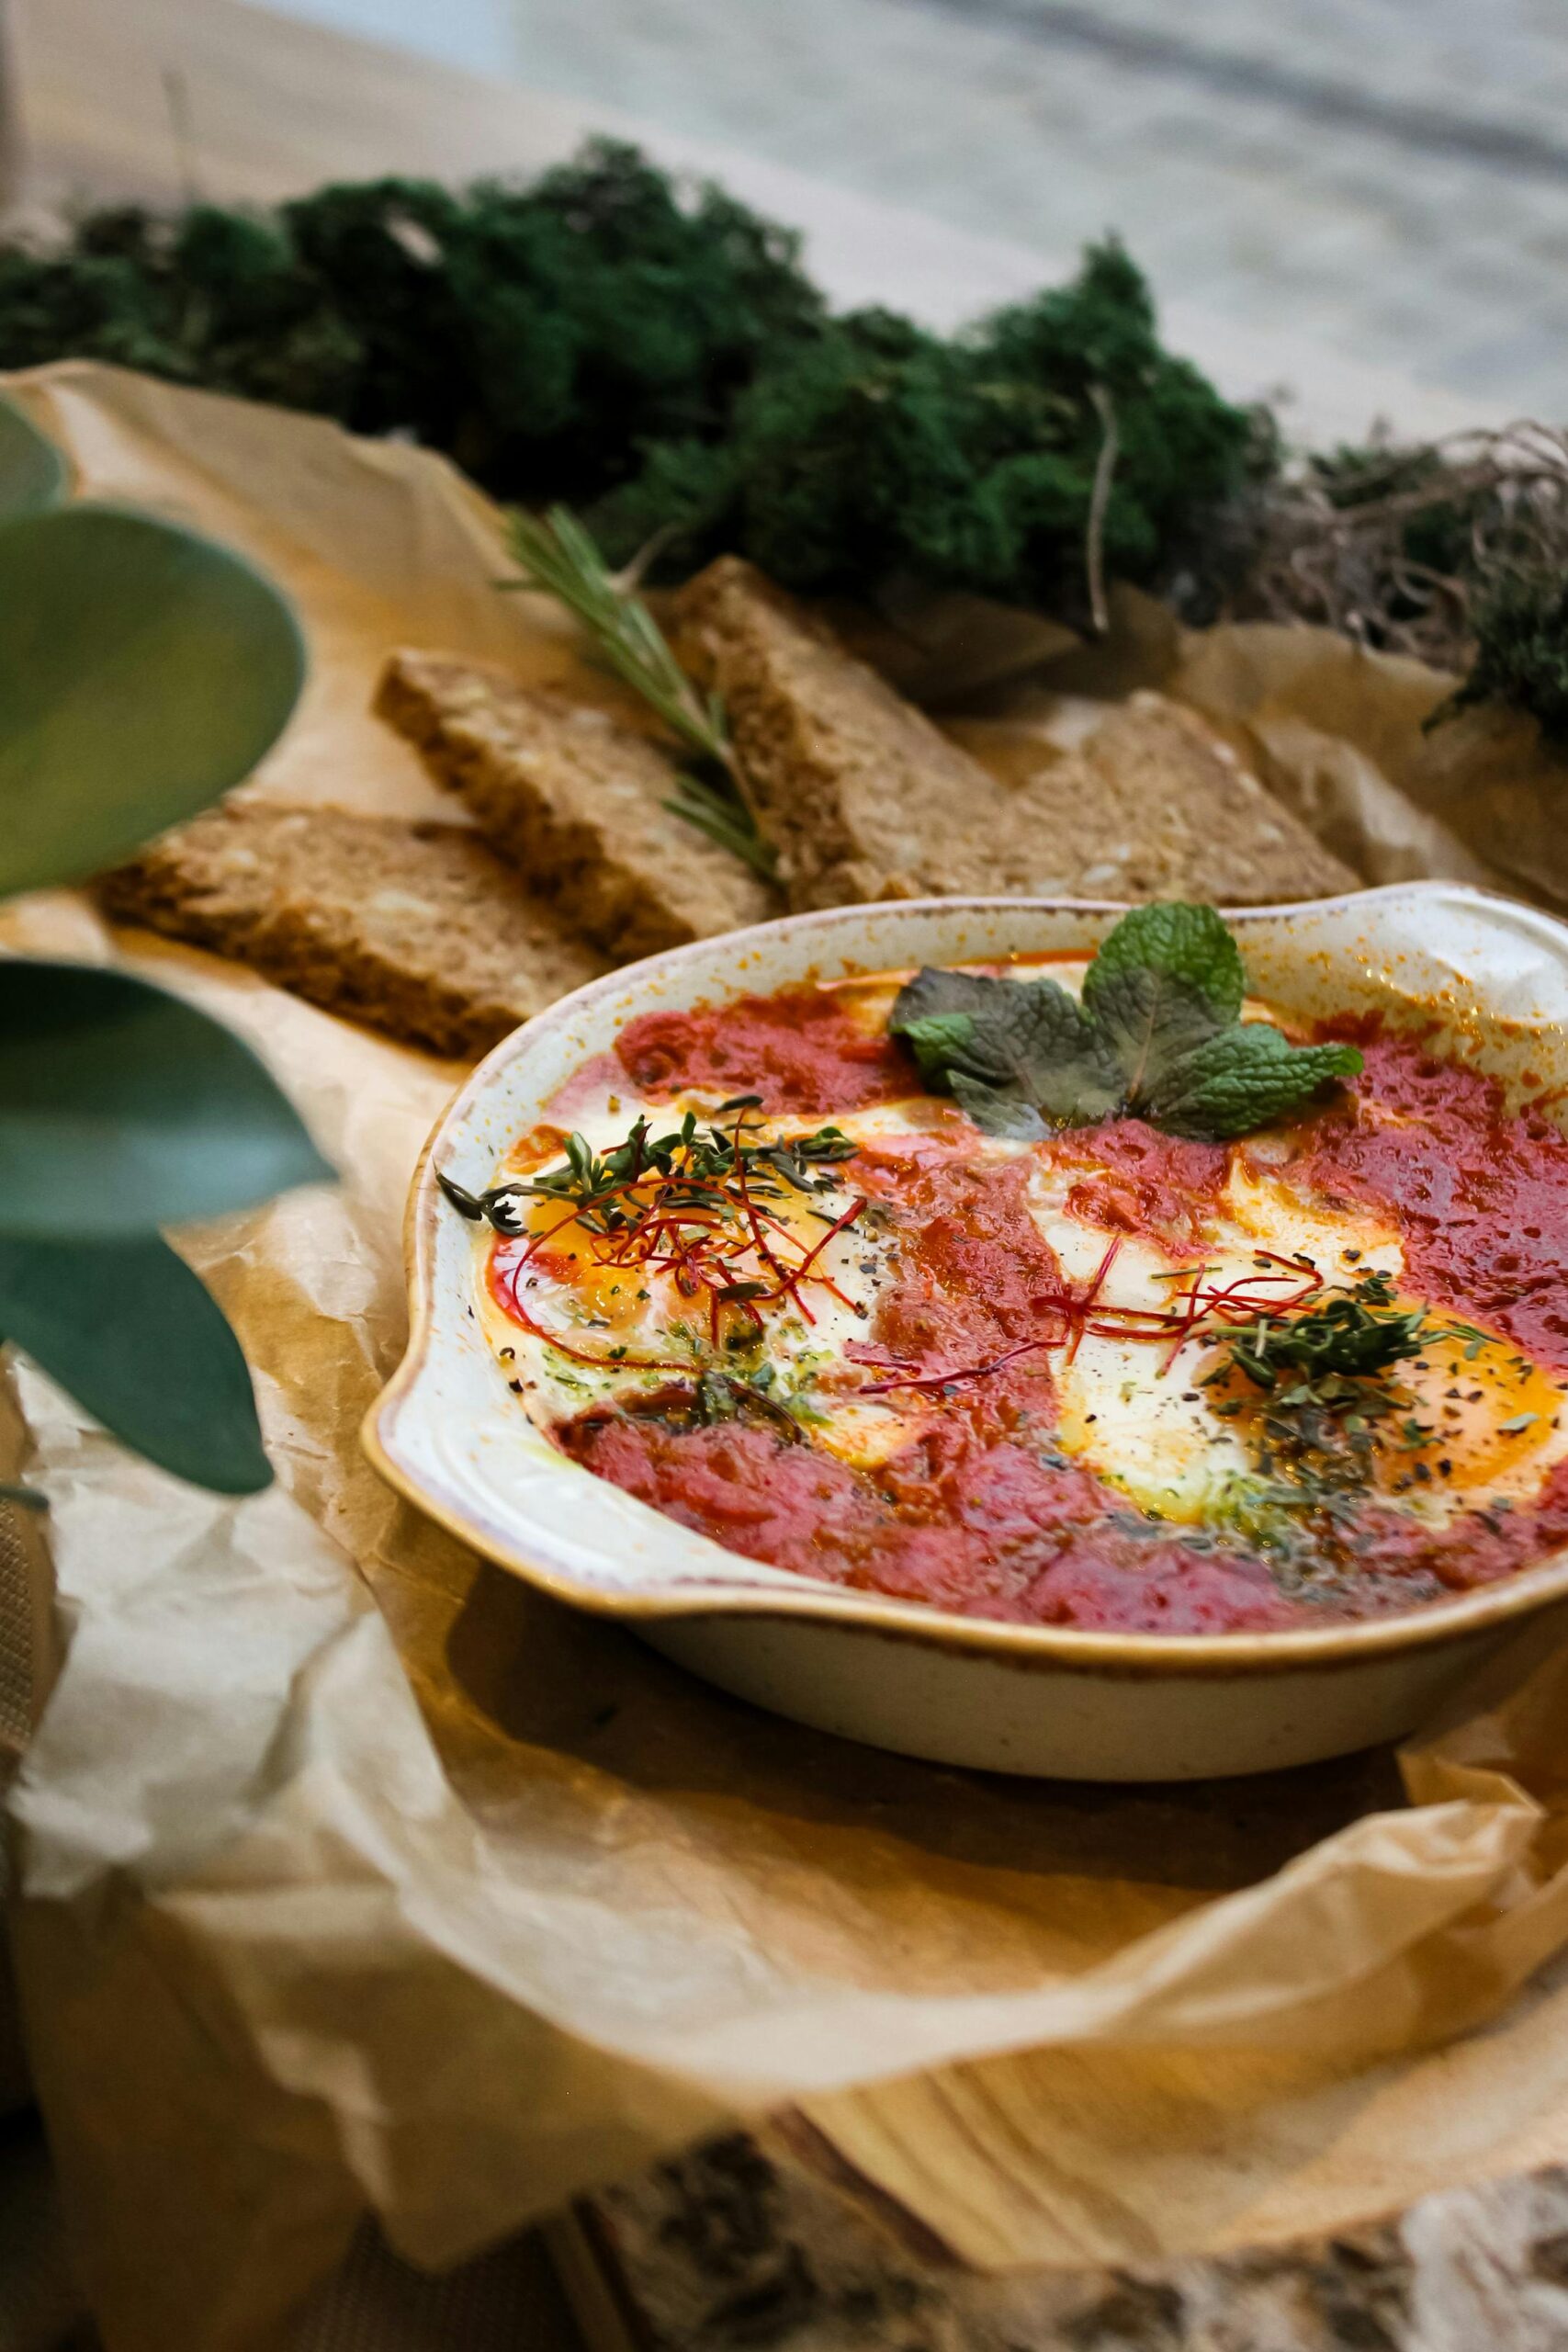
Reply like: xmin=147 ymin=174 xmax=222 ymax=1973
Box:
xmin=502 ymin=506 xmax=776 ymax=879
xmin=1206 ymin=1272 xmax=1468 ymax=1529
xmin=442 ymin=1106 xmax=863 ymax=1357
xmin=1222 ymin=1268 xmax=1431 ymax=1390
xmin=889 ymin=902 xmax=1362 ymax=1143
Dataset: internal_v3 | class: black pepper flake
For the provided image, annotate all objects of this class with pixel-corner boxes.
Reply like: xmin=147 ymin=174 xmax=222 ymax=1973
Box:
xmin=506 ymin=1378 xmax=523 ymax=1394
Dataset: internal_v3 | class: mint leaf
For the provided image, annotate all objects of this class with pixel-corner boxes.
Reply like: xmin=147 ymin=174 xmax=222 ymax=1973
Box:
xmin=949 ymin=1073 xmax=1048 ymax=1139
xmin=892 ymin=969 xmax=1011 ymax=1025
xmin=897 ymin=1010 xmax=980 ymax=1089
xmin=891 ymin=967 xmax=1122 ymax=1128
xmin=886 ymin=912 xmax=1361 ymax=1145
xmin=1084 ymin=966 xmax=1224 ymax=1104
xmin=1143 ymin=1026 xmax=1363 ymax=1139
xmin=1084 ymin=902 xmax=1246 ymax=1027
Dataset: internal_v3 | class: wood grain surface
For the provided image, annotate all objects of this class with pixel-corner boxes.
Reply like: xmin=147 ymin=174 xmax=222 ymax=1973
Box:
xmin=8 ymin=0 xmax=1511 ymax=445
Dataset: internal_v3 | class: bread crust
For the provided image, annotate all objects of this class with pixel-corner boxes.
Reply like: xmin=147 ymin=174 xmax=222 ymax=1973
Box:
xmin=378 ymin=650 xmax=777 ymax=956
xmin=100 ymin=801 xmax=609 ymax=1059
xmin=672 ymin=559 xmax=1359 ymax=908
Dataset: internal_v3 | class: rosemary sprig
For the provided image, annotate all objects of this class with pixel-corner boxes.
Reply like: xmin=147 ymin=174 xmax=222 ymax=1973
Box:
xmin=502 ymin=505 xmax=776 ymax=879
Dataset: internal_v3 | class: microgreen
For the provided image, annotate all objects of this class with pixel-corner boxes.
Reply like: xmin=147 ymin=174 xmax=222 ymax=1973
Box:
xmin=442 ymin=1108 xmax=863 ymax=1359
xmin=889 ymin=902 xmax=1362 ymax=1143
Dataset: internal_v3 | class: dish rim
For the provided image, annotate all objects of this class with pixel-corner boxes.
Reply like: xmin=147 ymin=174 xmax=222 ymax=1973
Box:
xmin=363 ymin=880 xmax=1568 ymax=1680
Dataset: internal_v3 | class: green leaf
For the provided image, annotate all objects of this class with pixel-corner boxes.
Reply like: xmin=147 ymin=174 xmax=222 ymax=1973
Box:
xmin=949 ymin=1072 xmax=1048 ymax=1139
xmin=0 ymin=397 xmax=68 ymax=521
xmin=0 ymin=961 xmax=333 ymax=1239
xmin=1143 ymin=1027 xmax=1363 ymax=1139
xmin=891 ymin=967 xmax=1123 ymax=1126
xmin=1084 ymin=966 xmax=1224 ymax=1104
xmin=897 ymin=1011 xmax=980 ymax=1088
xmin=888 ymin=967 xmax=1011 ymax=1075
xmin=0 ymin=504 xmax=306 ymax=899
xmin=1084 ymin=902 xmax=1246 ymax=1027
xmin=887 ymin=917 xmax=1361 ymax=1143
xmin=0 ymin=1231 xmax=271 ymax=1491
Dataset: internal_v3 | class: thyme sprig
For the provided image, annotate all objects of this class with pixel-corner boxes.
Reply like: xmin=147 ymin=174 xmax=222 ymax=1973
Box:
xmin=441 ymin=1104 xmax=856 ymax=1238
xmin=1223 ymin=1269 xmax=1438 ymax=1395
xmin=1209 ymin=1271 xmax=1479 ymax=1515
xmin=502 ymin=506 xmax=776 ymax=878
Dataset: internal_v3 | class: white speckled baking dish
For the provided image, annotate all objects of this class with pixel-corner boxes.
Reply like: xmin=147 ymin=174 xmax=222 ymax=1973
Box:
xmin=365 ymin=883 xmax=1568 ymax=1780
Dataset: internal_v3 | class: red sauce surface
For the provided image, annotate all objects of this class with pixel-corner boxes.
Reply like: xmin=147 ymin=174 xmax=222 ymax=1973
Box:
xmin=1294 ymin=1026 xmax=1568 ymax=1374
xmin=564 ymin=1414 xmax=1311 ymax=1632
xmin=615 ymin=988 xmax=910 ymax=1116
xmin=1052 ymin=1122 xmax=1231 ymax=1250
xmin=532 ymin=1004 xmax=1568 ymax=1634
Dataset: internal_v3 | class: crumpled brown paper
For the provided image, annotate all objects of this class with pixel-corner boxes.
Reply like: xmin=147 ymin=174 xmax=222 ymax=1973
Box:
xmin=11 ymin=364 xmax=1568 ymax=2352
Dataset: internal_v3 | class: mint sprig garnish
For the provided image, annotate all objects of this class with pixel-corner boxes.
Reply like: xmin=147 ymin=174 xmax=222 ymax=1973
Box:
xmin=889 ymin=903 xmax=1362 ymax=1142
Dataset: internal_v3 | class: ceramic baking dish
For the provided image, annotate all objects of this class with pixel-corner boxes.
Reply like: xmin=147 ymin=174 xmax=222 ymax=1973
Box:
xmin=365 ymin=883 xmax=1568 ymax=1779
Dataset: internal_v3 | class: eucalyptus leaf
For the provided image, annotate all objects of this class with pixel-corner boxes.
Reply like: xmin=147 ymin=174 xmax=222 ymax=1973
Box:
xmin=0 ymin=1232 xmax=271 ymax=1492
xmin=0 ymin=397 xmax=68 ymax=521
xmin=0 ymin=504 xmax=306 ymax=899
xmin=0 ymin=961 xmax=333 ymax=1239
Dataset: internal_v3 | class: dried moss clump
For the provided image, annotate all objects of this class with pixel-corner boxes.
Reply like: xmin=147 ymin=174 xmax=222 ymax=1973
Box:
xmin=593 ymin=245 xmax=1265 ymax=625
xmin=1230 ymin=424 xmax=1568 ymax=689
xmin=1443 ymin=571 xmax=1568 ymax=745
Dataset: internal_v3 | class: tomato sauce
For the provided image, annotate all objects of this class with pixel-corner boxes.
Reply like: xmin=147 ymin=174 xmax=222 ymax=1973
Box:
xmin=564 ymin=1412 xmax=1309 ymax=1632
xmin=616 ymin=987 xmax=910 ymax=1116
xmin=523 ymin=993 xmax=1568 ymax=1636
xmin=1293 ymin=1025 xmax=1568 ymax=1374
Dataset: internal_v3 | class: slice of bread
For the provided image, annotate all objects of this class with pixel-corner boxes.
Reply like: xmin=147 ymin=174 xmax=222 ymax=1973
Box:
xmin=1004 ymin=694 xmax=1360 ymax=903
xmin=673 ymin=560 xmax=1359 ymax=908
xmin=99 ymin=801 xmax=609 ymax=1059
xmin=671 ymin=556 xmax=1024 ymax=910
xmin=377 ymin=650 xmax=777 ymax=956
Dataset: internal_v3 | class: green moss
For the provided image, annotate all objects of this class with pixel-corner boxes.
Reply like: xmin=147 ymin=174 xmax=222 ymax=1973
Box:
xmin=0 ymin=154 xmax=1258 ymax=624
xmin=593 ymin=244 xmax=1261 ymax=621
xmin=0 ymin=143 xmax=825 ymax=503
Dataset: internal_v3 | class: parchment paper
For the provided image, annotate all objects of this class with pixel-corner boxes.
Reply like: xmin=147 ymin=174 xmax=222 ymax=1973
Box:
xmin=11 ymin=364 xmax=1568 ymax=2352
